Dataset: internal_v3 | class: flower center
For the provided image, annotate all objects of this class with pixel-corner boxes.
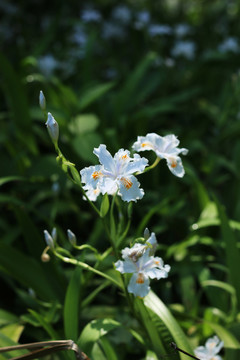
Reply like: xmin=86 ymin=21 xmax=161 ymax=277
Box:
xmin=141 ymin=142 xmax=152 ymax=148
xmin=92 ymin=171 xmax=102 ymax=180
xmin=136 ymin=273 xmax=145 ymax=284
xmin=170 ymin=159 xmax=177 ymax=168
xmin=120 ymin=177 xmax=133 ymax=190
xmin=121 ymin=154 xmax=128 ymax=160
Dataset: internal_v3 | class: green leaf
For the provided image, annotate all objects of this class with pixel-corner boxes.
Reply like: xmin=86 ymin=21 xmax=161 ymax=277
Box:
xmin=13 ymin=207 xmax=43 ymax=258
xmin=69 ymin=165 xmax=82 ymax=186
xmin=145 ymin=349 xmax=158 ymax=360
xmin=72 ymin=133 xmax=102 ymax=163
xmin=215 ymin=198 xmax=240 ymax=306
xmin=0 ymin=324 xmax=24 ymax=343
xmin=0 ymin=52 xmax=37 ymax=155
xmin=78 ymin=83 xmax=115 ymax=110
xmin=188 ymin=171 xmax=210 ymax=212
xmin=98 ymin=337 xmax=118 ymax=360
xmin=0 ymin=176 xmax=24 ymax=186
xmin=100 ymin=194 xmax=109 ymax=218
xmin=115 ymin=53 xmax=157 ymax=114
xmin=69 ymin=114 xmax=99 ymax=134
xmin=135 ymin=298 xmax=166 ymax=357
xmin=0 ymin=333 xmax=27 ymax=360
xmin=91 ymin=343 xmax=107 ymax=360
xmin=78 ymin=318 xmax=121 ymax=355
xmin=28 ymin=309 xmax=59 ymax=339
xmin=201 ymin=280 xmax=237 ymax=319
xmin=0 ymin=310 xmax=18 ymax=327
xmin=64 ymin=267 xmax=82 ymax=341
xmin=144 ymin=291 xmax=193 ymax=360
xmin=0 ymin=243 xmax=57 ymax=301
xmin=204 ymin=321 xmax=240 ymax=348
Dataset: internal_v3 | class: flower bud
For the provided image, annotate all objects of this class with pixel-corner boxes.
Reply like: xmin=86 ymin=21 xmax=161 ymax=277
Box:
xmin=46 ymin=112 xmax=59 ymax=145
xmin=51 ymin=227 xmax=57 ymax=242
xmin=44 ymin=230 xmax=54 ymax=249
xmin=144 ymin=228 xmax=150 ymax=240
xmin=41 ymin=253 xmax=50 ymax=262
xmin=39 ymin=90 xmax=46 ymax=110
xmin=67 ymin=229 xmax=77 ymax=246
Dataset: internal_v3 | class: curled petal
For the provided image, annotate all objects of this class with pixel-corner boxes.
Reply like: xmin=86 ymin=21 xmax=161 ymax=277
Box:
xmin=146 ymin=265 xmax=171 ymax=280
xmin=166 ymin=156 xmax=185 ymax=178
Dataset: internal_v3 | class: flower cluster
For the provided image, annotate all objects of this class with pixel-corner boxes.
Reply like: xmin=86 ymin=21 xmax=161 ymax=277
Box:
xmin=194 ymin=335 xmax=224 ymax=360
xmin=80 ymin=133 xmax=188 ymax=202
xmin=115 ymin=231 xmax=170 ymax=297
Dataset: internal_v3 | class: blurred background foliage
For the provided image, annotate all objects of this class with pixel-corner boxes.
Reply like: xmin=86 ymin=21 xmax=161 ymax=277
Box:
xmin=1 ymin=0 xmax=240 ymax=359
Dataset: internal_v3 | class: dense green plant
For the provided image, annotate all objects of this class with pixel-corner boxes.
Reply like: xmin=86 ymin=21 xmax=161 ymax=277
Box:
xmin=1 ymin=1 xmax=240 ymax=359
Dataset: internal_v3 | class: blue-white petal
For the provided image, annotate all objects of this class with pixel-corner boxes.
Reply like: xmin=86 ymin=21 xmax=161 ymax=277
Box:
xmin=166 ymin=156 xmax=185 ymax=177
xmin=93 ymin=144 xmax=115 ymax=172
xmin=118 ymin=175 xmax=144 ymax=202
xmin=80 ymin=165 xmax=102 ymax=188
xmin=128 ymin=273 xmax=150 ymax=297
xmin=115 ymin=258 xmax=136 ymax=273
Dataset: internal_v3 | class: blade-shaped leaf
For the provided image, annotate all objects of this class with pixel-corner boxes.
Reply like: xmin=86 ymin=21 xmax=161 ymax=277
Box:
xmin=78 ymin=318 xmax=121 ymax=355
xmin=144 ymin=291 xmax=193 ymax=360
xmin=64 ymin=267 xmax=82 ymax=341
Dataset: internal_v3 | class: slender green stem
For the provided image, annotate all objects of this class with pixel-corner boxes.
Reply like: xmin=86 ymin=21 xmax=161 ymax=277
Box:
xmin=117 ymin=217 xmax=131 ymax=246
xmin=144 ymin=156 xmax=161 ymax=173
xmin=109 ymin=194 xmax=119 ymax=257
xmin=74 ymin=244 xmax=99 ymax=256
xmin=53 ymin=250 xmax=121 ymax=288
xmin=55 ymin=147 xmax=101 ymax=217
xmin=136 ymin=157 xmax=161 ymax=175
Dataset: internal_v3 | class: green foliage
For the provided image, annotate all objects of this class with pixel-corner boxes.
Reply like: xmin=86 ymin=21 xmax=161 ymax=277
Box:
xmin=1 ymin=1 xmax=240 ymax=359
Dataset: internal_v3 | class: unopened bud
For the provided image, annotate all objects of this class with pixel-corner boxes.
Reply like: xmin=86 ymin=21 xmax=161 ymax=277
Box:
xmin=46 ymin=112 xmax=59 ymax=145
xmin=144 ymin=228 xmax=150 ymax=240
xmin=39 ymin=90 xmax=46 ymax=110
xmin=51 ymin=227 xmax=57 ymax=242
xmin=41 ymin=253 xmax=50 ymax=262
xmin=44 ymin=230 xmax=54 ymax=249
xmin=67 ymin=229 xmax=77 ymax=246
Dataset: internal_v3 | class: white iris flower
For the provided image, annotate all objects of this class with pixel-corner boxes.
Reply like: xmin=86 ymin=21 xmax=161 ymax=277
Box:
xmin=121 ymin=232 xmax=157 ymax=261
xmin=115 ymin=234 xmax=170 ymax=297
xmin=132 ymin=133 xmax=188 ymax=177
xmin=80 ymin=144 xmax=148 ymax=202
xmin=194 ymin=336 xmax=224 ymax=360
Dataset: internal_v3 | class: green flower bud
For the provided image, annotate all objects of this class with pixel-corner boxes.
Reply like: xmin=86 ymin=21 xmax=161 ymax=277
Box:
xmin=46 ymin=112 xmax=59 ymax=145
xmin=39 ymin=90 xmax=46 ymax=110
xmin=44 ymin=230 xmax=54 ymax=249
xmin=67 ymin=229 xmax=77 ymax=246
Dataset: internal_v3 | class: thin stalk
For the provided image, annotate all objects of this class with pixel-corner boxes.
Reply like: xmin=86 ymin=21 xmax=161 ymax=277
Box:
xmin=53 ymin=250 xmax=121 ymax=288
xmin=136 ymin=157 xmax=161 ymax=175
xmin=55 ymin=146 xmax=101 ymax=217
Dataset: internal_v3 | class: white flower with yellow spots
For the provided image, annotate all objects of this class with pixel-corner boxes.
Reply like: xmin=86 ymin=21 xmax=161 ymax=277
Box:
xmin=194 ymin=336 xmax=224 ymax=360
xmin=132 ymin=133 xmax=188 ymax=178
xmin=115 ymin=239 xmax=170 ymax=297
xmin=80 ymin=144 xmax=148 ymax=202
xmin=83 ymin=184 xmax=101 ymax=202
